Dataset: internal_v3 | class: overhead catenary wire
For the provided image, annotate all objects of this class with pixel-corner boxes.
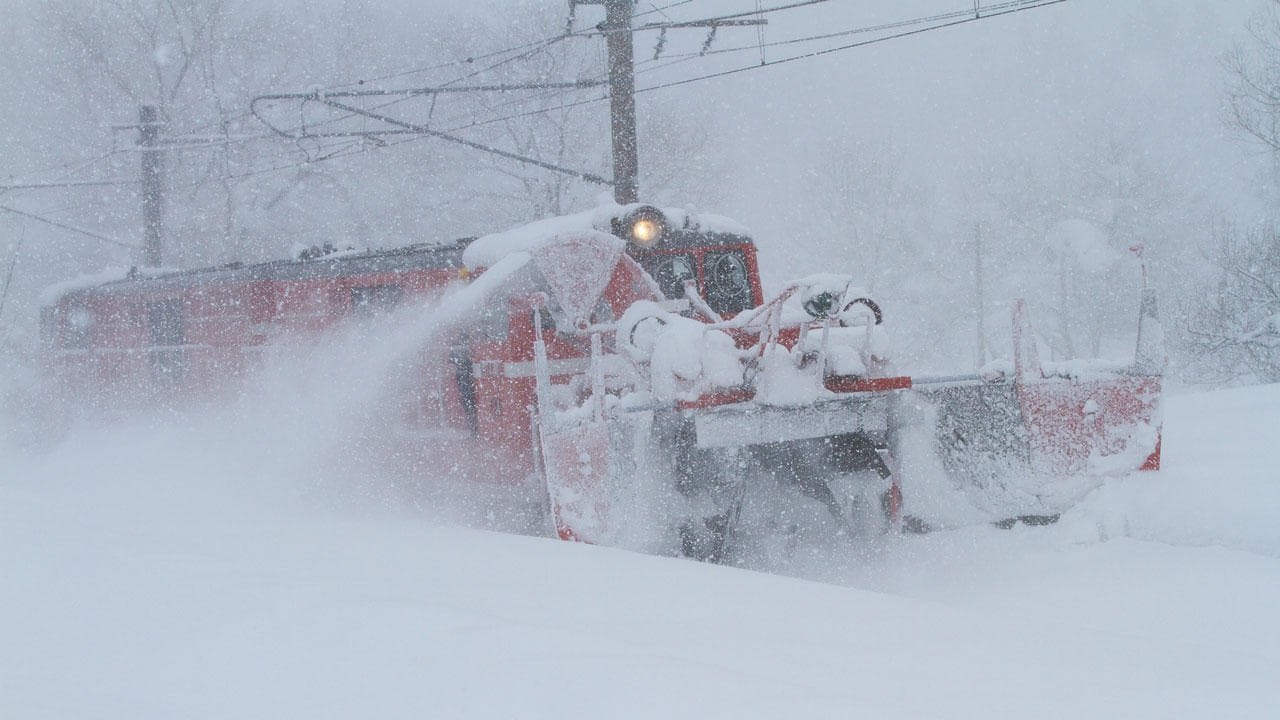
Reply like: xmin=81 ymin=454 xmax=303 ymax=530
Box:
xmin=635 ymin=0 xmax=695 ymax=21
xmin=0 ymin=179 xmax=140 ymax=191
xmin=437 ymin=34 xmax=574 ymax=89
xmin=638 ymin=0 xmax=1048 ymax=63
xmin=322 ymin=1 xmax=688 ymax=93
xmin=0 ymin=204 xmax=137 ymax=250
xmin=426 ymin=0 xmax=1069 ymax=137
xmin=163 ymin=132 xmax=430 ymax=191
xmin=234 ymin=0 xmax=1068 ymax=185
xmin=633 ymin=0 xmax=1072 ymax=88
xmin=8 ymin=1 xmax=1071 ymax=255
xmin=318 ymin=0 xmax=720 ymax=95
xmin=329 ymin=30 xmax=580 ymax=92
xmin=354 ymin=0 xmax=1064 ymax=136
xmin=179 ymin=0 xmax=1069 ymax=194
xmin=3 ymin=149 xmax=129 ymax=186
xmin=250 ymin=80 xmax=609 ymax=144
xmin=585 ymin=0 xmax=831 ymax=37
xmin=258 ymin=4 xmax=672 ymax=141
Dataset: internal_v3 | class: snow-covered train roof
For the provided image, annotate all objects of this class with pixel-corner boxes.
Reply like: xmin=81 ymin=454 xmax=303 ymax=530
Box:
xmin=463 ymin=202 xmax=751 ymax=269
xmin=41 ymin=202 xmax=753 ymax=307
xmin=41 ymin=239 xmax=472 ymax=306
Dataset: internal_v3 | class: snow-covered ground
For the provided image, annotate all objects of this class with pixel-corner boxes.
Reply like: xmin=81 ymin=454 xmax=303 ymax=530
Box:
xmin=4 ymin=383 xmax=1279 ymax=718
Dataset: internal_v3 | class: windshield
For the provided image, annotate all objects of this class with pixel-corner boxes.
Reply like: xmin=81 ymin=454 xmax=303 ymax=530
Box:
xmin=643 ymin=253 xmax=696 ymax=300
xmin=636 ymin=249 xmax=755 ymax=317
xmin=703 ymin=250 xmax=753 ymax=316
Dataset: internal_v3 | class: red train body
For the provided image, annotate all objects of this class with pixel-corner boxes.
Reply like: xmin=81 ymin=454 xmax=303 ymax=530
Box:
xmin=37 ymin=203 xmax=1163 ymax=555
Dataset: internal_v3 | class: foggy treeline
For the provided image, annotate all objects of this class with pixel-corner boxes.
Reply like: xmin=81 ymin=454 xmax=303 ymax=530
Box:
xmin=1 ymin=0 xmax=1278 ymax=386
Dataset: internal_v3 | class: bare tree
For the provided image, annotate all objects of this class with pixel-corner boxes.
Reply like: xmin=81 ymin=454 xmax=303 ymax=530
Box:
xmin=33 ymin=1 xmax=299 ymax=265
xmin=1187 ymin=224 xmax=1280 ymax=384
xmin=1227 ymin=1 xmax=1280 ymax=154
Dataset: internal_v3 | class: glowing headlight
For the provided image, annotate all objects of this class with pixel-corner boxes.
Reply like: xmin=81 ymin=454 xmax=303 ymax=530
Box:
xmin=616 ymin=205 xmax=668 ymax=247
xmin=631 ymin=218 xmax=660 ymax=245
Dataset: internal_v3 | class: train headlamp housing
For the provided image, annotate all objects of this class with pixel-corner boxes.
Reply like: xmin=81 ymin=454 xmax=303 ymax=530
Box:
xmin=616 ymin=205 xmax=668 ymax=247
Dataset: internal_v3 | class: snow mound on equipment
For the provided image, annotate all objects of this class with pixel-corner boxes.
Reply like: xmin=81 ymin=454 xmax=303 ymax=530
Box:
xmin=463 ymin=201 xmax=750 ymax=268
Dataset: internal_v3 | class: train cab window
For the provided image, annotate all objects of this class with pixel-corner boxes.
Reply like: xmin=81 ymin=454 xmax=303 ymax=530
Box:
xmin=703 ymin=251 xmax=753 ymax=316
xmin=60 ymin=303 xmax=94 ymax=349
xmin=351 ymin=285 xmax=403 ymax=314
xmin=643 ymin=253 xmax=696 ymax=300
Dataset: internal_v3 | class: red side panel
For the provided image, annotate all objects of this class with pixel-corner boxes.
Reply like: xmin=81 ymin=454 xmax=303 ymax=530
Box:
xmin=1016 ymin=375 xmax=1162 ymax=476
xmin=1141 ymin=433 xmax=1162 ymax=471
xmin=541 ymin=422 xmax=614 ymax=543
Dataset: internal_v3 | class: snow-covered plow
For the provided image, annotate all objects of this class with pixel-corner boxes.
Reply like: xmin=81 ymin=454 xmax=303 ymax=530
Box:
xmin=908 ymin=282 xmax=1164 ymax=524
xmin=530 ymin=268 xmax=912 ymax=559
xmin=486 ymin=210 xmax=1164 ymax=556
xmin=38 ymin=202 xmax=1163 ymax=558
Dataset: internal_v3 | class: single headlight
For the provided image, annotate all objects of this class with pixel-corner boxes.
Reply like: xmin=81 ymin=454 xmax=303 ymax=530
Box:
xmin=631 ymin=218 xmax=660 ymax=245
xmin=617 ymin=205 xmax=668 ymax=247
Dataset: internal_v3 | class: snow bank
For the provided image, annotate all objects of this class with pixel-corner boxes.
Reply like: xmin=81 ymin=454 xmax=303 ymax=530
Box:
xmin=5 ymin=447 xmax=1278 ymax=719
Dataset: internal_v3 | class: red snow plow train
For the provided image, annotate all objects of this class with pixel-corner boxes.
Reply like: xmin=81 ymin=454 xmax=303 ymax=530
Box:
xmin=39 ymin=203 xmax=1163 ymax=559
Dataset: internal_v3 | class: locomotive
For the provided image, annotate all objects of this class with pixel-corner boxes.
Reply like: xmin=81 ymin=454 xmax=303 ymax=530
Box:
xmin=39 ymin=202 xmax=1163 ymax=560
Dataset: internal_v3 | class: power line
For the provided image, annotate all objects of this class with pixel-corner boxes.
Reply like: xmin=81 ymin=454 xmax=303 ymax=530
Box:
xmin=682 ymin=0 xmax=827 ymax=24
xmin=244 ymin=0 xmax=1070 ymax=179
xmin=634 ymin=0 xmax=695 ymax=20
xmin=431 ymin=0 xmax=1069 ymax=136
xmin=438 ymin=34 xmax=574 ymax=89
xmin=647 ymin=0 xmax=1046 ymax=63
xmin=0 ymin=179 xmax=139 ymax=191
xmin=330 ymin=31 xmax=578 ymax=92
xmin=316 ymin=96 xmax=612 ymax=184
xmin=164 ymin=135 xmax=414 ymax=191
xmin=3 ymin=149 xmax=128 ymax=186
xmin=586 ymin=0 xmax=829 ymax=37
xmin=630 ymin=0 xmax=1071 ymax=90
xmin=257 ymin=5 xmax=679 ymax=143
xmin=0 ymin=204 xmax=137 ymax=249
xmin=316 ymin=0 xmax=726 ymax=95
xmin=247 ymin=81 xmax=612 ymax=171
xmin=138 ymin=0 xmax=1072 ymax=198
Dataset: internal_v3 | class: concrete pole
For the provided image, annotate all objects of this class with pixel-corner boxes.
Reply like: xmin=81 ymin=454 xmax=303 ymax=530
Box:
xmin=604 ymin=0 xmax=638 ymax=204
xmin=139 ymin=105 xmax=164 ymax=267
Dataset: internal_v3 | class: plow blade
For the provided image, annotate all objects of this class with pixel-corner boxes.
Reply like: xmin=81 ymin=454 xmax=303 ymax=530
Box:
xmin=918 ymin=373 xmax=1162 ymax=519
xmin=540 ymin=421 xmax=615 ymax=544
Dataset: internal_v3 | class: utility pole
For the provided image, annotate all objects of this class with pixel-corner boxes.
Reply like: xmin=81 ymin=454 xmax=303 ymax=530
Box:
xmin=0 ymin=228 xmax=22 ymax=322
xmin=603 ymin=0 xmax=639 ymax=204
xmin=973 ymin=221 xmax=987 ymax=369
xmin=139 ymin=105 xmax=164 ymax=267
xmin=582 ymin=0 xmax=760 ymax=203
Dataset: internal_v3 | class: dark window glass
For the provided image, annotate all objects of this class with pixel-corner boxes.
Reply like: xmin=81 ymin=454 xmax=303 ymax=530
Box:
xmin=640 ymin=253 xmax=696 ymax=300
xmin=351 ymin=285 xmax=403 ymax=314
xmin=60 ymin=303 xmax=93 ymax=349
xmin=702 ymin=251 xmax=753 ymax=316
